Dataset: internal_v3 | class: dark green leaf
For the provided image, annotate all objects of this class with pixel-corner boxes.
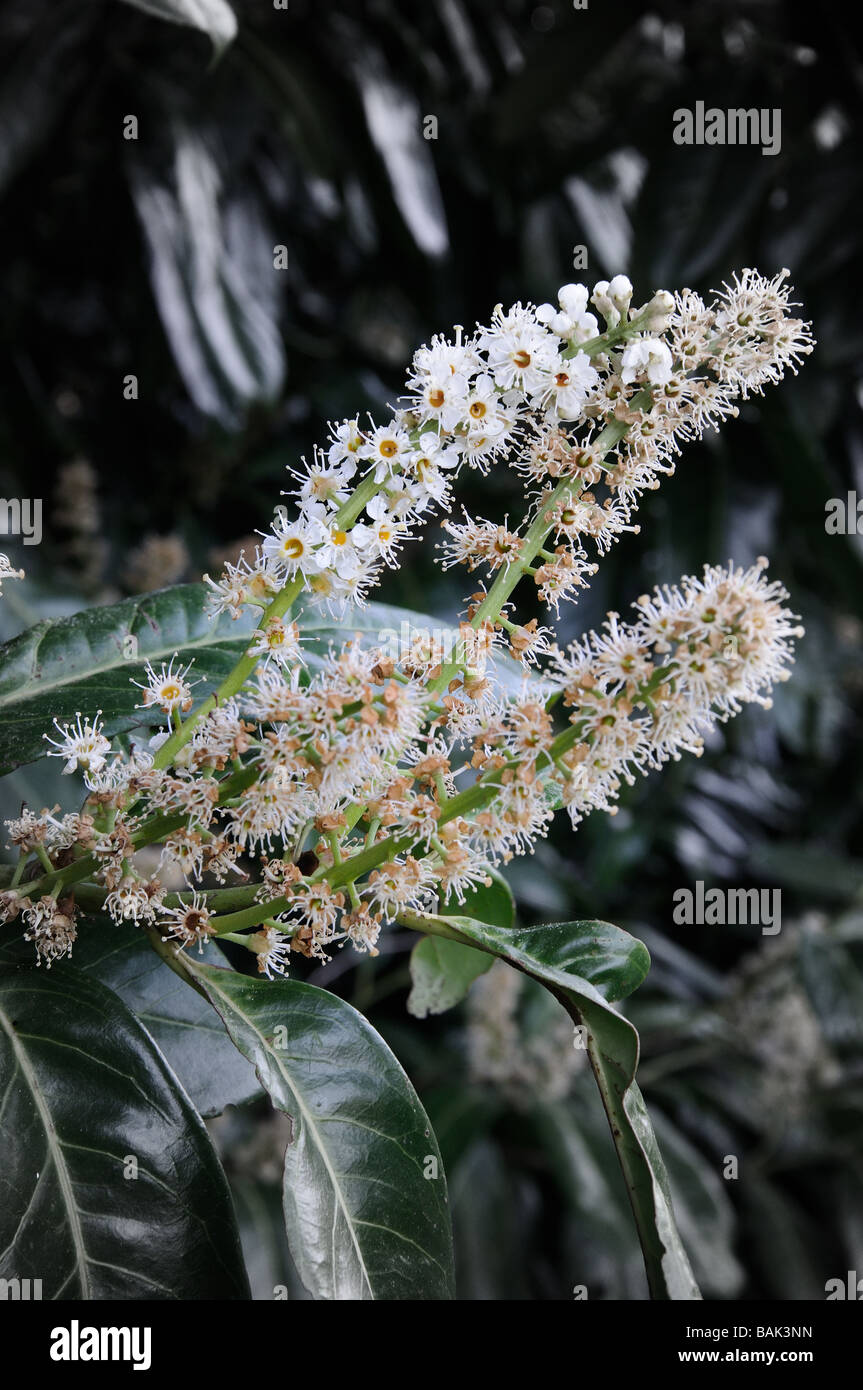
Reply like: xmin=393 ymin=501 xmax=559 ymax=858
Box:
xmin=0 ymin=916 xmax=262 ymax=1115
xmin=405 ymin=912 xmax=699 ymax=1300
xmin=408 ymin=937 xmax=493 ymax=1019
xmin=185 ymin=958 xmax=455 ymax=1300
xmin=0 ymin=583 xmax=257 ymax=774
xmin=0 ymin=963 xmax=249 ymax=1299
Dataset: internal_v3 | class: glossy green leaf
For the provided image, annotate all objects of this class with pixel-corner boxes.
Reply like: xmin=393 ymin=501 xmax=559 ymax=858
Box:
xmin=405 ymin=912 xmax=700 ymax=1300
xmin=408 ymin=937 xmax=493 ymax=1019
xmin=0 ymin=963 xmax=249 ymax=1299
xmin=185 ymin=958 xmax=455 ymax=1300
xmin=0 ymin=583 xmax=257 ymax=773
xmin=0 ymin=916 xmax=261 ymax=1116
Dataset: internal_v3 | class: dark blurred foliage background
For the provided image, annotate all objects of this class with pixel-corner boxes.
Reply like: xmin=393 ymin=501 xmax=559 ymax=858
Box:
xmin=1 ymin=0 xmax=863 ymax=1299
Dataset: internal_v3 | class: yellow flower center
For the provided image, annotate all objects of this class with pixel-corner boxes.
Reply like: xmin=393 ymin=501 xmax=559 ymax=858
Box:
xmin=379 ymin=439 xmax=398 ymax=458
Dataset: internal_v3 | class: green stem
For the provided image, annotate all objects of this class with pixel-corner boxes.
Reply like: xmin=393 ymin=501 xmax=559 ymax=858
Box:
xmin=35 ymin=844 xmax=54 ymax=874
xmin=152 ymin=575 xmax=305 ymax=770
xmin=424 ymin=394 xmax=650 ymax=700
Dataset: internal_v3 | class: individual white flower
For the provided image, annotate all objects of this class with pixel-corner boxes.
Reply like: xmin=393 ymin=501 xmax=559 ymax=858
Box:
xmin=591 ymin=279 xmax=619 ymax=327
xmin=364 ymin=856 xmax=438 ymax=917
xmin=305 ymin=550 xmax=382 ymax=611
xmin=408 ymin=368 xmax=471 ymax=432
xmin=247 ymin=927 xmax=292 ymax=979
xmin=43 ymin=711 xmax=112 ymax=775
xmin=262 ymin=515 xmax=325 ymax=574
xmin=371 ymin=474 xmax=422 ymax=521
xmin=405 ymin=431 xmax=461 ymax=507
xmin=104 ymin=876 xmax=159 ymax=925
xmin=290 ymin=447 xmax=356 ymax=509
xmin=132 ymin=656 xmax=197 ymax=716
xmin=621 ymin=337 xmax=674 ymax=386
xmin=459 ymin=422 xmax=514 ymax=470
xmin=159 ymin=890 xmax=215 ymax=953
xmin=84 ymin=748 xmax=157 ymax=794
xmin=409 ymin=331 xmax=481 ymax=386
xmin=326 ymin=418 xmax=365 ymax=468
xmin=359 ymin=422 xmax=413 ymax=480
xmin=478 ymin=303 xmax=558 ymax=394
xmin=533 ymin=351 xmax=600 ymax=419
xmin=607 ymin=274 xmax=634 ymax=315
xmin=247 ymin=617 xmax=305 ymax=669
xmin=342 ymin=909 xmax=382 ymax=956
xmin=314 ymin=522 xmax=371 ymax=576
xmin=464 ymin=373 xmax=503 ymax=430
xmin=362 ymin=496 xmax=407 ymax=563
xmin=203 ymin=549 xmax=280 ymax=619
xmin=461 ymin=376 xmax=519 ymax=463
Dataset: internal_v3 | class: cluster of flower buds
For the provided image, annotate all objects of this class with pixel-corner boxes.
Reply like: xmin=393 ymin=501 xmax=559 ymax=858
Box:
xmin=2 ymin=269 xmax=812 ymax=976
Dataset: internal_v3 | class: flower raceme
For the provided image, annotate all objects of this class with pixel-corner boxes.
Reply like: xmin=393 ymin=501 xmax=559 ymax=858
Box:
xmin=2 ymin=269 xmax=812 ymax=974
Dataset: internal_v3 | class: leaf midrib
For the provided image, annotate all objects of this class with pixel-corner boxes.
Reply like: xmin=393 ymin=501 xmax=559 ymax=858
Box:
xmin=198 ymin=971 xmax=374 ymax=1299
xmin=0 ymin=632 xmax=249 ymax=710
xmin=0 ymin=595 xmax=443 ymax=710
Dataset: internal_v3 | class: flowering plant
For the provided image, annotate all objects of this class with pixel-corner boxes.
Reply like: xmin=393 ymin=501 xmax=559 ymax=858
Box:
xmin=0 ymin=268 xmax=811 ymax=1301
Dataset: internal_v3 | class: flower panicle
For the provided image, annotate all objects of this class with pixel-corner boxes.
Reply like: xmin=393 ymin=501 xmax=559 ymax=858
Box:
xmin=3 ymin=270 xmax=811 ymax=973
